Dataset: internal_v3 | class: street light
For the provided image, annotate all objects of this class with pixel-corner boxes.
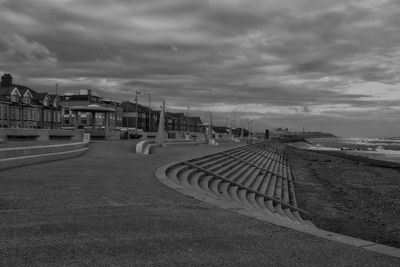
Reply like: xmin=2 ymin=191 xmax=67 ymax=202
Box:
xmin=186 ymin=105 xmax=190 ymax=133
xmin=247 ymin=122 xmax=250 ymax=141
xmin=125 ymin=100 xmax=129 ymax=130
xmin=135 ymin=90 xmax=141 ymax=133
xmin=148 ymin=93 xmax=151 ymax=132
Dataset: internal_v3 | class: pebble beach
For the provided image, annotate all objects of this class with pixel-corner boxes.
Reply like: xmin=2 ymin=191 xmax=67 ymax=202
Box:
xmin=286 ymin=144 xmax=400 ymax=248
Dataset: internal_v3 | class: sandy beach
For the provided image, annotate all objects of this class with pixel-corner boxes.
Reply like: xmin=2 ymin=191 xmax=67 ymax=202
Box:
xmin=286 ymin=145 xmax=400 ymax=248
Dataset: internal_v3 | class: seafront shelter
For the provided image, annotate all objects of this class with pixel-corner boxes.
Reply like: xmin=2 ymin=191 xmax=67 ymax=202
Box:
xmin=70 ymin=104 xmax=116 ymax=140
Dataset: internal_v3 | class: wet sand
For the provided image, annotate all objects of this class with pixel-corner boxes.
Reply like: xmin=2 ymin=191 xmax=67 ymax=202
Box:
xmin=286 ymin=146 xmax=400 ymax=248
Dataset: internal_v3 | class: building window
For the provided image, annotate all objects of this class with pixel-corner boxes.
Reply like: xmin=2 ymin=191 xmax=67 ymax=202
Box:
xmin=10 ymin=94 xmax=18 ymax=102
xmin=23 ymin=95 xmax=31 ymax=104
xmin=3 ymin=106 xmax=7 ymax=119
xmin=11 ymin=108 xmax=19 ymax=120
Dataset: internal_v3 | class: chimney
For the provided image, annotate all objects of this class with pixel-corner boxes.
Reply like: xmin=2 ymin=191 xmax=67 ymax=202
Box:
xmin=1 ymin=73 xmax=13 ymax=87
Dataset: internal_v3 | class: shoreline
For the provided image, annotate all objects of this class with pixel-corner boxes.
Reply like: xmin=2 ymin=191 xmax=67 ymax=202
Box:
xmin=307 ymin=149 xmax=400 ymax=169
xmin=286 ymin=138 xmax=400 ymax=166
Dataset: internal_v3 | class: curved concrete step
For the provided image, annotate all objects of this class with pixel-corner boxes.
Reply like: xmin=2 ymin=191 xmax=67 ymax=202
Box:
xmin=158 ymin=141 xmax=311 ymax=228
xmin=0 ymin=147 xmax=89 ymax=171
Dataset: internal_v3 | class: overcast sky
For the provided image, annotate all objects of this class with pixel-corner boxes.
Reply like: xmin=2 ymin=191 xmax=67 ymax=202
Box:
xmin=1 ymin=0 xmax=400 ymax=137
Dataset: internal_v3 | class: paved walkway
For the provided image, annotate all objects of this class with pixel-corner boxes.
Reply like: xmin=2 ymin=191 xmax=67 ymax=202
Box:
xmin=0 ymin=141 xmax=399 ymax=266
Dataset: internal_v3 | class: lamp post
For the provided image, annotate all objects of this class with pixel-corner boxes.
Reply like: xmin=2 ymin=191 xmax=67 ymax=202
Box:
xmin=135 ymin=90 xmax=141 ymax=133
xmin=253 ymin=123 xmax=258 ymax=140
xmin=125 ymin=100 xmax=129 ymax=130
xmin=186 ymin=105 xmax=190 ymax=133
xmin=55 ymin=84 xmax=59 ymax=128
xmin=148 ymin=93 xmax=151 ymax=132
xmin=247 ymin=121 xmax=250 ymax=143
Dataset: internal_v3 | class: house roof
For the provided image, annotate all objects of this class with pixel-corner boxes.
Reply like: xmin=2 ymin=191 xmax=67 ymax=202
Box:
xmin=60 ymin=94 xmax=104 ymax=103
xmin=28 ymin=91 xmax=49 ymax=107
xmin=188 ymin=116 xmax=202 ymax=124
xmin=32 ymin=92 xmax=48 ymax=100
xmin=70 ymin=104 xmax=115 ymax=113
xmin=102 ymin=99 xmax=121 ymax=106
xmin=16 ymin=85 xmax=32 ymax=95
xmin=121 ymin=101 xmax=155 ymax=113
xmin=35 ymin=92 xmax=48 ymax=97
xmin=232 ymin=127 xmax=249 ymax=135
xmin=0 ymin=85 xmax=32 ymax=107
xmin=0 ymin=94 xmax=10 ymax=103
xmin=167 ymin=112 xmax=186 ymax=120
xmin=0 ymin=83 xmax=63 ymax=109
xmin=1 ymin=83 xmax=38 ymax=98
xmin=151 ymin=112 xmax=202 ymax=123
xmin=212 ymin=126 xmax=229 ymax=134
xmin=48 ymin=94 xmax=62 ymax=103
xmin=0 ymin=87 xmax=15 ymax=96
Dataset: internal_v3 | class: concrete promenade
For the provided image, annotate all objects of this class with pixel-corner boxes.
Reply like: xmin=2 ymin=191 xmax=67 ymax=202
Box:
xmin=0 ymin=141 xmax=399 ymax=266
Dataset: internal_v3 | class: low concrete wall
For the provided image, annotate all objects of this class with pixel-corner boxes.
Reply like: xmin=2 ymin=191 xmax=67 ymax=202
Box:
xmin=136 ymin=139 xmax=200 ymax=155
xmin=132 ymin=131 xmax=203 ymax=140
xmin=144 ymin=143 xmax=161 ymax=155
xmin=0 ymin=128 xmax=84 ymax=142
xmin=0 ymin=142 xmax=89 ymax=159
xmin=163 ymin=141 xmax=198 ymax=147
xmin=136 ymin=140 xmax=155 ymax=154
xmin=0 ymin=148 xmax=89 ymax=170
xmin=0 ymin=134 xmax=90 ymax=170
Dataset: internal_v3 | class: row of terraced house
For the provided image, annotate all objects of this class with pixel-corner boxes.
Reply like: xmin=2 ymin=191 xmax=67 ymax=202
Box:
xmin=0 ymin=73 xmax=203 ymax=134
xmin=0 ymin=74 xmax=62 ymax=129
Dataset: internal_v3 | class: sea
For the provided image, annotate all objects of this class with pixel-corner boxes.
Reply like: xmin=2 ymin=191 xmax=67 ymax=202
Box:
xmin=295 ymin=136 xmax=400 ymax=164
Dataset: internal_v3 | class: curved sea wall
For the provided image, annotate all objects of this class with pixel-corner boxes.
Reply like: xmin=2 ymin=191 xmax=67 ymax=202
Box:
xmin=0 ymin=128 xmax=84 ymax=142
xmin=0 ymin=133 xmax=90 ymax=171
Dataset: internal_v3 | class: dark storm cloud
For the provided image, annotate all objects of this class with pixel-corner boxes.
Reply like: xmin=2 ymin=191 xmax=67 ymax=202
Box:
xmin=1 ymin=0 xmax=400 ymax=136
